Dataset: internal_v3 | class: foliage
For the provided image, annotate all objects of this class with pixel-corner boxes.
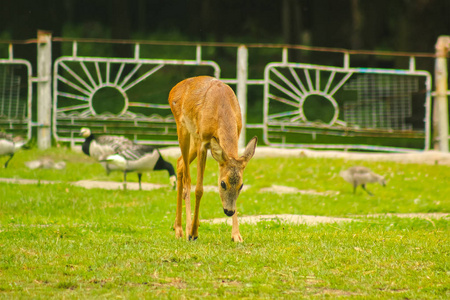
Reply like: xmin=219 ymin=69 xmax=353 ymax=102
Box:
xmin=0 ymin=147 xmax=449 ymax=298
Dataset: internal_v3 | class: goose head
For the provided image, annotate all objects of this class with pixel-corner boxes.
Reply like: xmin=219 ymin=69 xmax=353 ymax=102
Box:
xmin=80 ymin=127 xmax=91 ymax=138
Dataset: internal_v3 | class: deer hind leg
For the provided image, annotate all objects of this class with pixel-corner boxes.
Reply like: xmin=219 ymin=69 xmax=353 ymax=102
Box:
xmin=174 ymin=129 xmax=193 ymax=239
xmin=189 ymin=143 xmax=207 ymax=241
xmin=174 ymin=156 xmax=185 ymax=238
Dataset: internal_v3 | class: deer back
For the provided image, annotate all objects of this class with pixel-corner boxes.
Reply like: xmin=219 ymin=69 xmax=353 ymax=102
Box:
xmin=169 ymin=76 xmax=242 ymax=157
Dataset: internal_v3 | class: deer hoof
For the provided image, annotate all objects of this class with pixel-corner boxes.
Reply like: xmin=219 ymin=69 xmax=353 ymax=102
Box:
xmin=231 ymin=234 xmax=243 ymax=243
xmin=188 ymin=235 xmax=198 ymax=241
xmin=175 ymin=227 xmax=183 ymax=239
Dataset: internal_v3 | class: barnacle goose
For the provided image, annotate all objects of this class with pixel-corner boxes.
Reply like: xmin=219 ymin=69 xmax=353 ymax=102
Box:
xmin=80 ymin=127 xmax=134 ymax=175
xmin=0 ymin=132 xmax=27 ymax=168
xmin=105 ymin=144 xmax=176 ymax=190
xmin=340 ymin=166 xmax=386 ymax=196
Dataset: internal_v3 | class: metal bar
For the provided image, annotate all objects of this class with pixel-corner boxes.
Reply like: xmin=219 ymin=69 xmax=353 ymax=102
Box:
xmin=57 ymin=91 xmax=89 ymax=101
xmin=119 ymin=63 xmax=142 ymax=88
xmin=268 ymin=93 xmax=300 ymax=108
xmin=128 ymin=102 xmax=171 ymax=109
xmin=323 ymin=71 xmax=336 ymax=94
xmin=95 ymin=62 xmax=103 ymax=85
xmin=196 ymin=45 xmax=201 ymax=63
xmin=282 ymin=48 xmax=288 ymax=64
xmin=57 ymin=104 xmax=90 ymax=112
xmin=328 ymin=72 xmax=353 ymax=96
xmin=72 ymin=41 xmax=77 ymax=57
xmin=80 ymin=61 xmax=98 ymax=89
xmin=409 ymin=56 xmax=416 ymax=72
xmin=8 ymin=44 xmax=13 ymax=60
xmin=106 ymin=61 xmax=110 ymax=84
xmin=304 ymin=69 xmax=314 ymax=91
xmin=114 ymin=63 xmax=126 ymax=86
xmin=289 ymin=67 xmax=307 ymax=95
xmin=134 ymin=43 xmax=140 ymax=60
xmin=268 ymin=80 xmax=302 ymax=103
xmin=122 ymin=64 xmax=164 ymax=91
xmin=315 ymin=69 xmax=320 ymax=91
xmin=268 ymin=110 xmax=300 ymax=120
xmin=271 ymin=68 xmax=304 ymax=98
xmin=59 ymin=62 xmax=95 ymax=93
xmin=57 ymin=75 xmax=91 ymax=96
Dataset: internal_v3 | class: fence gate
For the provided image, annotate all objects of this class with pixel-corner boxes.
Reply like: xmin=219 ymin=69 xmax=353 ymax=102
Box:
xmin=53 ymin=45 xmax=220 ymax=146
xmin=263 ymin=59 xmax=432 ymax=151
xmin=0 ymin=55 xmax=32 ymax=140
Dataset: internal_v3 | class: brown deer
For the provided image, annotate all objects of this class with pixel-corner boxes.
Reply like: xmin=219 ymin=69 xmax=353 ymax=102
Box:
xmin=169 ymin=76 xmax=257 ymax=242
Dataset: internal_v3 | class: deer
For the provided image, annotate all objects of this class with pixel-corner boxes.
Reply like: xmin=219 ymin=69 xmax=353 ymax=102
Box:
xmin=168 ymin=76 xmax=258 ymax=242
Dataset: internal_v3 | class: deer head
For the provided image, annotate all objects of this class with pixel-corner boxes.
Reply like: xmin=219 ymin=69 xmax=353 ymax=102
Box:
xmin=210 ymin=136 xmax=257 ymax=216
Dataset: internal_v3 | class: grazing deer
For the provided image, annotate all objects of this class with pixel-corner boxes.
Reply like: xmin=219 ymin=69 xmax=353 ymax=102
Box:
xmin=169 ymin=76 xmax=257 ymax=242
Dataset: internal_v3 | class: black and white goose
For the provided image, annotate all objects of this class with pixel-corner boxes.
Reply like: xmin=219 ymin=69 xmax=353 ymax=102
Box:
xmin=340 ymin=166 xmax=386 ymax=196
xmin=104 ymin=144 xmax=176 ymax=190
xmin=0 ymin=132 xmax=27 ymax=168
xmin=80 ymin=127 xmax=134 ymax=175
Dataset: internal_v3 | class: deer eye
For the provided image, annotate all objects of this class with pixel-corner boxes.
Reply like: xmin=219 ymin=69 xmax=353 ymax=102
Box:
xmin=221 ymin=181 xmax=227 ymax=190
xmin=239 ymin=184 xmax=244 ymax=191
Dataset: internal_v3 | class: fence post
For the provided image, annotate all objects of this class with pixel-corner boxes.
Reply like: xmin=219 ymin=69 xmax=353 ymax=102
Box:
xmin=434 ymin=36 xmax=450 ymax=152
xmin=37 ymin=30 xmax=52 ymax=149
xmin=237 ymin=45 xmax=248 ymax=148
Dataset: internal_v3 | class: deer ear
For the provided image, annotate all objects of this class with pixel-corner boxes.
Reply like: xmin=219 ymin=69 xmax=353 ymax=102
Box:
xmin=210 ymin=137 xmax=229 ymax=164
xmin=241 ymin=136 xmax=258 ymax=163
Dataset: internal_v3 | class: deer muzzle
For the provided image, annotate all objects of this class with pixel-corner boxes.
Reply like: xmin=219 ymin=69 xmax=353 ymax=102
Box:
xmin=223 ymin=208 xmax=235 ymax=217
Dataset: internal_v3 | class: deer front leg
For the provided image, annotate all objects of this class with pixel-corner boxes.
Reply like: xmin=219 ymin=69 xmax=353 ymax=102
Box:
xmin=190 ymin=145 xmax=207 ymax=241
xmin=231 ymin=212 xmax=243 ymax=242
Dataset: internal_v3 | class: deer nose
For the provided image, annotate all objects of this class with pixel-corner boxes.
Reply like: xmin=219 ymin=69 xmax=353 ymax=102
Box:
xmin=223 ymin=208 xmax=235 ymax=217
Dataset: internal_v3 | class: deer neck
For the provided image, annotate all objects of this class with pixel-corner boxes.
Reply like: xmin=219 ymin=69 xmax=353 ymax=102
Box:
xmin=216 ymin=121 xmax=239 ymax=159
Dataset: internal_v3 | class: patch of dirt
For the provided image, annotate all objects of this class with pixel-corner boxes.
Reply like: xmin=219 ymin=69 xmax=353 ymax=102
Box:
xmin=72 ymin=180 xmax=166 ymax=191
xmin=259 ymin=185 xmax=338 ymax=196
xmin=203 ymin=214 xmax=354 ymax=225
xmin=362 ymin=213 xmax=449 ymax=219
xmin=203 ymin=212 xmax=449 ymax=226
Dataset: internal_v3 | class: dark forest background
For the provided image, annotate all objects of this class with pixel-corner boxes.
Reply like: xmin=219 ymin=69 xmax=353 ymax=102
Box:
xmin=1 ymin=0 xmax=449 ymax=53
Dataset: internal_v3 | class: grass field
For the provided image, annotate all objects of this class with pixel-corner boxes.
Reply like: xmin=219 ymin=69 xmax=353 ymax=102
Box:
xmin=0 ymin=147 xmax=449 ymax=299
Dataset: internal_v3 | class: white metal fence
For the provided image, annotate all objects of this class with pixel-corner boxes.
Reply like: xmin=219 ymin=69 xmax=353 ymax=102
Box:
xmin=0 ymin=44 xmax=33 ymax=141
xmin=263 ymin=59 xmax=431 ymax=151
xmin=0 ymin=33 xmax=448 ymax=152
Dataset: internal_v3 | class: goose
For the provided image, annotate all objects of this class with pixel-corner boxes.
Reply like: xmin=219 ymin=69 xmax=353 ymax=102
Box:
xmin=25 ymin=158 xmax=66 ymax=170
xmin=80 ymin=127 xmax=134 ymax=174
xmin=104 ymin=144 xmax=176 ymax=190
xmin=0 ymin=132 xmax=27 ymax=168
xmin=339 ymin=166 xmax=386 ymax=196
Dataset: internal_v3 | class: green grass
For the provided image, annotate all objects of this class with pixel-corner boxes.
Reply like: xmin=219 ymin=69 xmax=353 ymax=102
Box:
xmin=0 ymin=147 xmax=449 ymax=299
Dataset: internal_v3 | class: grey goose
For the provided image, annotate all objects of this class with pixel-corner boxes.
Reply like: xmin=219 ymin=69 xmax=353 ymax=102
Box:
xmin=340 ymin=166 xmax=386 ymax=196
xmin=104 ymin=144 xmax=176 ymax=190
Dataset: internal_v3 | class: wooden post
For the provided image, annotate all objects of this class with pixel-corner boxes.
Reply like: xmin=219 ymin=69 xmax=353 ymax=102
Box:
xmin=37 ymin=30 xmax=52 ymax=149
xmin=237 ymin=45 xmax=248 ymax=149
xmin=434 ymin=36 xmax=450 ymax=152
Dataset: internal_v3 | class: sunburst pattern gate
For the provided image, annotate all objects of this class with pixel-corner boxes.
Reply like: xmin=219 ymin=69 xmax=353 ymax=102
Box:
xmin=263 ymin=62 xmax=431 ymax=151
xmin=53 ymin=49 xmax=220 ymax=146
